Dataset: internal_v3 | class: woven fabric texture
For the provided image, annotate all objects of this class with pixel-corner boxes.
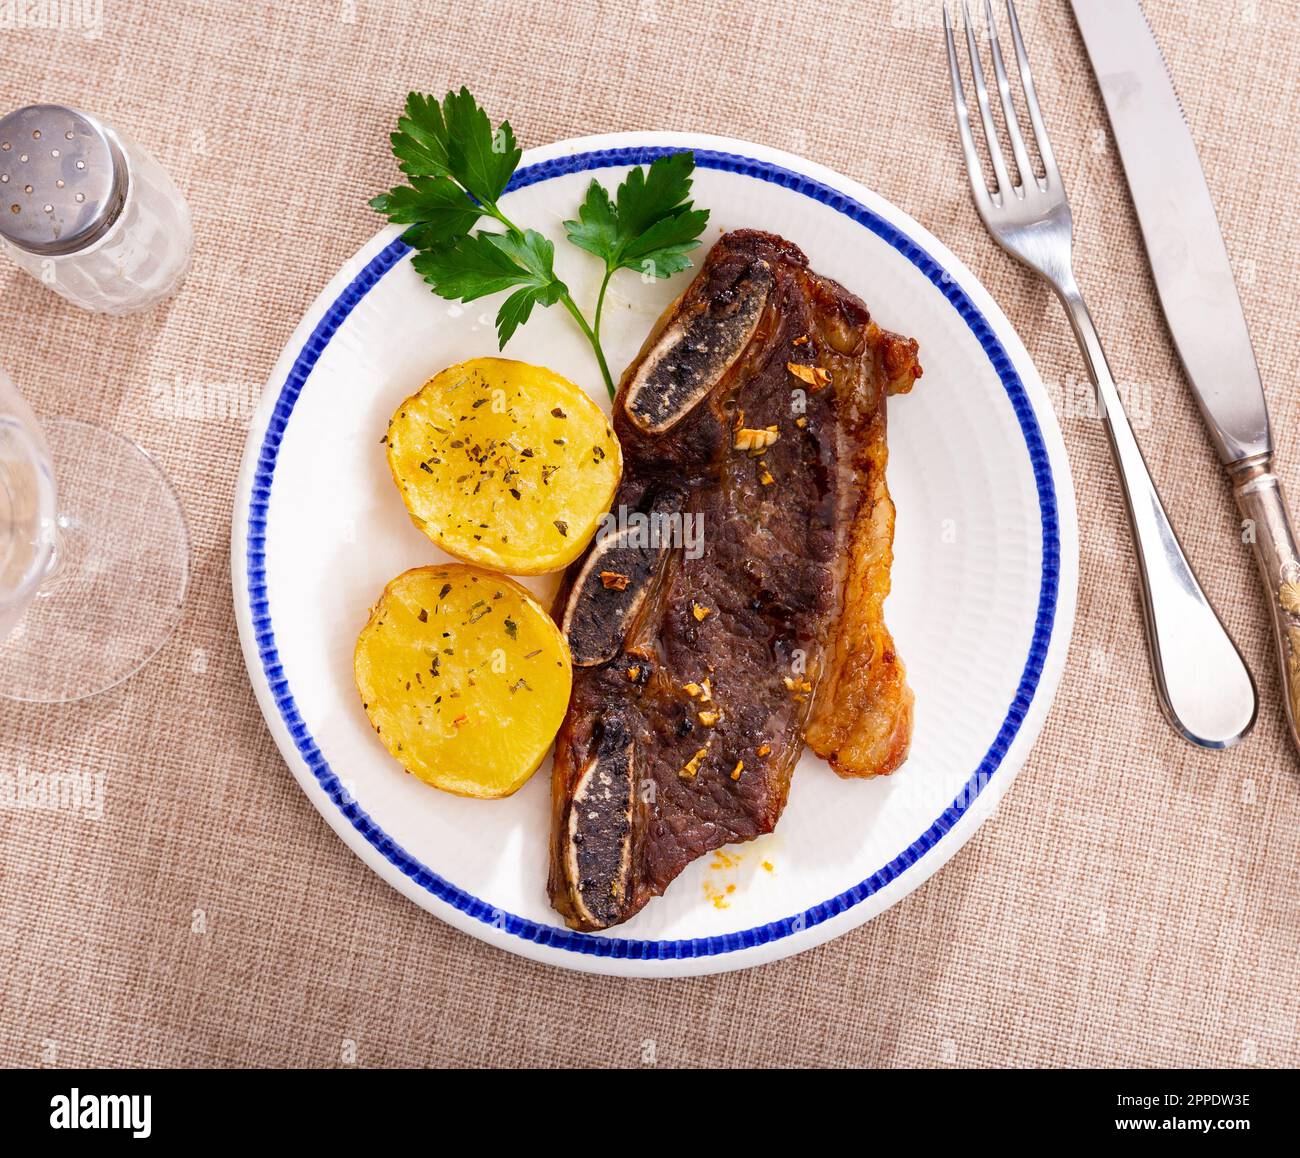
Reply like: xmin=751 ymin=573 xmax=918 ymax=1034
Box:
xmin=0 ymin=0 xmax=1296 ymax=1067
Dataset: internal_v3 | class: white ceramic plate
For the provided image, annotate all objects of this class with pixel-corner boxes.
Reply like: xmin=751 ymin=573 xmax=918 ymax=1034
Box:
xmin=231 ymin=132 xmax=1079 ymax=977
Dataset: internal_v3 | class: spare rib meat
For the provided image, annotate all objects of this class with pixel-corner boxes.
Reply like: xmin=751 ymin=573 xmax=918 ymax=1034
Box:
xmin=548 ymin=229 xmax=920 ymax=931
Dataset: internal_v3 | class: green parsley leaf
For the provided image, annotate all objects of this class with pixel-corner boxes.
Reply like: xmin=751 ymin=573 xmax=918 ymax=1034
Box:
xmin=368 ymin=176 xmax=484 ymax=250
xmin=411 ymin=233 xmax=524 ymax=300
xmin=618 ymin=207 xmax=712 ymax=277
xmin=483 ymin=229 xmax=563 ymax=292
xmin=612 ymin=150 xmax=696 ymax=238
xmin=390 ymin=92 xmax=453 ymax=178
xmin=412 ymin=229 xmax=566 ymax=347
xmin=387 ymin=87 xmax=521 ymax=206
xmin=496 ymin=281 xmax=563 ymax=347
xmin=563 ymin=180 xmax=619 ymax=263
xmin=443 ymin=88 xmax=521 ymax=205
xmin=564 ymin=151 xmax=710 ymax=278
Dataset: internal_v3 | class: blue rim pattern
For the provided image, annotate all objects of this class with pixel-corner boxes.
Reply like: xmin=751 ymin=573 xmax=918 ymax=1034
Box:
xmin=245 ymin=146 xmax=1060 ymax=960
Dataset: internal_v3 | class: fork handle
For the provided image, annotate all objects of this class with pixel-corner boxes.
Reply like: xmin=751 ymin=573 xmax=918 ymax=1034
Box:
xmin=1056 ymin=281 xmax=1257 ymax=748
xmin=1230 ymin=457 xmax=1300 ymax=755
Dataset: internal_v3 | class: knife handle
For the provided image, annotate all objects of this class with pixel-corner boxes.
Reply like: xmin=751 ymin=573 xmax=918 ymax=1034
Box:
xmin=1231 ymin=457 xmax=1300 ymax=754
xmin=1056 ymin=281 xmax=1257 ymax=748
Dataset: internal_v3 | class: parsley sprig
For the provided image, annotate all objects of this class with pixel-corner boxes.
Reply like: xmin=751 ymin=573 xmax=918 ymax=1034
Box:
xmin=563 ymin=151 xmax=709 ymax=379
xmin=370 ymin=89 xmax=710 ymax=399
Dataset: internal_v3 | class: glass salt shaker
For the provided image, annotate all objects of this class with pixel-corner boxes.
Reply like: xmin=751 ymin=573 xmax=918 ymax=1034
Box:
xmin=0 ymin=103 xmax=193 ymax=315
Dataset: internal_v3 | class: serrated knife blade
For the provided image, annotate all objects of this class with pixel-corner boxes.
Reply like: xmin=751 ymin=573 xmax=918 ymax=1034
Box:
xmin=1070 ymin=0 xmax=1269 ymax=465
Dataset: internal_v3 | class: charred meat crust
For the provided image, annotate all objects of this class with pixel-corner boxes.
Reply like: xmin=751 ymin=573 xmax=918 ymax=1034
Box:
xmin=549 ymin=229 xmax=920 ymax=931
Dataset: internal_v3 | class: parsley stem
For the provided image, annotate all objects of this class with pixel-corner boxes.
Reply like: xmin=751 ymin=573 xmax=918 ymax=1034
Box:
xmin=412 ymin=197 xmax=611 ymax=397
xmin=560 ymin=293 xmax=615 ymax=399
xmin=483 ymin=201 xmax=616 ymax=400
xmin=483 ymin=202 xmax=524 ymax=236
xmin=593 ymin=267 xmax=613 ymax=361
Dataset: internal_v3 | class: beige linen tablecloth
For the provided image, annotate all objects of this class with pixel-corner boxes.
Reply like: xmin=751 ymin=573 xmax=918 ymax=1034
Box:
xmin=0 ymin=0 xmax=1296 ymax=1068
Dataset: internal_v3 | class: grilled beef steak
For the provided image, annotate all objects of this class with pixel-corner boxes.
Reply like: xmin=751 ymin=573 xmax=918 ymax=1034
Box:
xmin=549 ymin=230 xmax=920 ymax=931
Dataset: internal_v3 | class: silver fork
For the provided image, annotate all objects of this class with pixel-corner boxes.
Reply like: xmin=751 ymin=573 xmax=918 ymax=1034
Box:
xmin=943 ymin=0 xmax=1256 ymax=749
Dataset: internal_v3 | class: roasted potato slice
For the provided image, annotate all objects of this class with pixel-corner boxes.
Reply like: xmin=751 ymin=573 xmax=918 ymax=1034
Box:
xmin=354 ymin=564 xmax=572 ymax=798
xmin=387 ymin=358 xmax=622 ymax=574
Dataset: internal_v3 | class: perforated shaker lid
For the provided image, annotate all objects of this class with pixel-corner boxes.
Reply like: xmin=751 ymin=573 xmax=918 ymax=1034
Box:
xmin=0 ymin=104 xmax=128 ymax=256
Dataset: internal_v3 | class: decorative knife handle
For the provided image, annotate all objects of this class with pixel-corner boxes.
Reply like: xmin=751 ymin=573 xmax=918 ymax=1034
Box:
xmin=1231 ymin=456 xmax=1300 ymax=753
xmin=1057 ymin=281 xmax=1257 ymax=748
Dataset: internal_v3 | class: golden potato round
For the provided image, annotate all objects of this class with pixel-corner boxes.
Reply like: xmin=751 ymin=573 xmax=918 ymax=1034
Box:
xmin=354 ymin=564 xmax=572 ymax=798
xmin=386 ymin=357 xmax=622 ymax=574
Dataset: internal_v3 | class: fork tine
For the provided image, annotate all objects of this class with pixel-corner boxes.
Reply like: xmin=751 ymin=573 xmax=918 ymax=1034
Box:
xmin=983 ymin=0 xmax=1034 ymax=188
xmin=943 ymin=4 xmax=993 ymax=209
xmin=1005 ymin=0 xmax=1061 ymax=185
xmin=960 ymin=0 xmax=1014 ymax=196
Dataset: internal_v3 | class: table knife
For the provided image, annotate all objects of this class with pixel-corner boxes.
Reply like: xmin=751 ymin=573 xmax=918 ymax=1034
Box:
xmin=1071 ymin=0 xmax=1300 ymax=756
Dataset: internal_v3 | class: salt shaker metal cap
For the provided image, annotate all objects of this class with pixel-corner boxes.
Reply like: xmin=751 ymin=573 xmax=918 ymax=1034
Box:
xmin=0 ymin=104 xmax=128 ymax=256
xmin=0 ymin=102 xmax=192 ymax=315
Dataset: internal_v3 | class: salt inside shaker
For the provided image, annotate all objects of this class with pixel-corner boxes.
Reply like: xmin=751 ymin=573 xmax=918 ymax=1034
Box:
xmin=0 ymin=104 xmax=193 ymax=315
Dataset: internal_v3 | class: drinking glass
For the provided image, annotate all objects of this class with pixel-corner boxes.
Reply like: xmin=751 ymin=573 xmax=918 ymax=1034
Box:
xmin=0 ymin=370 xmax=189 ymax=702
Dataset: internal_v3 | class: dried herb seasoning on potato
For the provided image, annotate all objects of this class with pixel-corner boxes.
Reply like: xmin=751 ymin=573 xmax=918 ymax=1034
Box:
xmin=354 ymin=564 xmax=572 ymax=798
xmin=386 ymin=357 xmax=622 ymax=574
